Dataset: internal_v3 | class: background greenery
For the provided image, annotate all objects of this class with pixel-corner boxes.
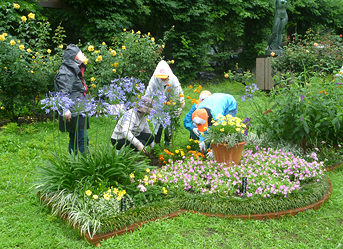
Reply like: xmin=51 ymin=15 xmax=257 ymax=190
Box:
xmin=0 ymin=81 xmax=342 ymax=248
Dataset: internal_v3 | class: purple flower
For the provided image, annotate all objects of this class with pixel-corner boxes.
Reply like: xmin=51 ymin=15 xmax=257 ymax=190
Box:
xmin=243 ymin=117 xmax=250 ymax=124
xmin=300 ymin=95 xmax=305 ymax=101
xmin=300 ymin=117 xmax=303 ymax=121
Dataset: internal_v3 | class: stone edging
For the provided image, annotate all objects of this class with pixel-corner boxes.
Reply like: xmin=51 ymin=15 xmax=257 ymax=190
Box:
xmin=85 ymin=177 xmax=332 ymax=246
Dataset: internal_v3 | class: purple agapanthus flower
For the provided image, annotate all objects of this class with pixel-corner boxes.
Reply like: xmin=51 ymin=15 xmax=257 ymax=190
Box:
xmin=300 ymin=95 xmax=305 ymax=101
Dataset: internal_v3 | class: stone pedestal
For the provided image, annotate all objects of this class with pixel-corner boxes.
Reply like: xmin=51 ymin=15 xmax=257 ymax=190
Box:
xmin=256 ymin=56 xmax=274 ymax=91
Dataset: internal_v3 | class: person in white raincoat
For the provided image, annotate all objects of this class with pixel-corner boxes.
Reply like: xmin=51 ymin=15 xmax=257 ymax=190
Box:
xmin=145 ymin=60 xmax=185 ymax=146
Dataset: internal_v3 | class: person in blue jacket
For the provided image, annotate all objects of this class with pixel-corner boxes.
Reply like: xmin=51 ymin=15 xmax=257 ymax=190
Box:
xmin=192 ymin=93 xmax=238 ymax=152
xmin=183 ymin=90 xmax=212 ymax=140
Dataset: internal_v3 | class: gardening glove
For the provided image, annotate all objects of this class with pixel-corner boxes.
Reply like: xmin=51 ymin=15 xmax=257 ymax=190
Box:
xmin=62 ymin=110 xmax=71 ymax=122
xmin=199 ymin=141 xmax=206 ymax=152
xmin=207 ymin=151 xmax=213 ymax=159
xmin=137 ymin=143 xmax=145 ymax=151
xmin=192 ymin=127 xmax=200 ymax=137
xmin=150 ymin=142 xmax=155 ymax=149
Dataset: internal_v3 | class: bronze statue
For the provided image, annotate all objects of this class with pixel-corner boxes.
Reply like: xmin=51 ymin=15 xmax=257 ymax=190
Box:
xmin=266 ymin=0 xmax=288 ymax=51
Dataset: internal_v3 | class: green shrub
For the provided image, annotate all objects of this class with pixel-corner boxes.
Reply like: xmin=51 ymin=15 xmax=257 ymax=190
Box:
xmin=271 ymin=29 xmax=343 ymax=80
xmin=250 ymin=75 xmax=343 ymax=150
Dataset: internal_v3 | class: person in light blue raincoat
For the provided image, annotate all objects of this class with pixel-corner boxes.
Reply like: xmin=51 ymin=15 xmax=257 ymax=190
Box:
xmin=183 ymin=90 xmax=212 ymax=140
xmin=192 ymin=93 xmax=238 ymax=152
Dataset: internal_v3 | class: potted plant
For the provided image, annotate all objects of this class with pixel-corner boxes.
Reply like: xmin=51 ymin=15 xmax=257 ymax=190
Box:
xmin=204 ymin=114 xmax=250 ymax=166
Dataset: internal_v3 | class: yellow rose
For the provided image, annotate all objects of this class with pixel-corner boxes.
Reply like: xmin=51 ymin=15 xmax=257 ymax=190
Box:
xmin=137 ymin=31 xmax=141 ymax=34
xmin=13 ymin=3 xmax=20 ymax=9
xmin=111 ymin=50 xmax=117 ymax=56
xmin=19 ymin=44 xmax=25 ymax=50
xmin=47 ymin=49 xmax=51 ymax=54
xmin=171 ymin=60 xmax=175 ymax=64
xmin=151 ymin=37 xmax=155 ymax=42
xmin=187 ymin=146 xmax=191 ymax=150
xmin=0 ymin=35 xmax=5 ymax=41
xmin=28 ymin=12 xmax=35 ymax=19
xmin=21 ymin=16 xmax=27 ymax=22
xmin=91 ymin=83 xmax=96 ymax=89
xmin=59 ymin=45 xmax=63 ymax=49
xmin=95 ymin=55 xmax=102 ymax=62
xmin=122 ymin=46 xmax=126 ymax=50
xmin=88 ymin=45 xmax=94 ymax=51
xmin=147 ymin=32 xmax=150 ymax=36
xmin=102 ymin=42 xmax=106 ymax=45
xmin=123 ymin=28 xmax=126 ymax=31
xmin=162 ymin=44 xmax=165 ymax=48
xmin=112 ymin=69 xmax=116 ymax=73
xmin=114 ymin=62 xmax=119 ymax=67
xmin=26 ymin=48 xmax=31 ymax=53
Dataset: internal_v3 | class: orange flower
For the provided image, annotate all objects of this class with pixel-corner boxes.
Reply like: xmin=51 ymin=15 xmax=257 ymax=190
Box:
xmin=198 ymin=85 xmax=202 ymax=90
xmin=319 ymin=90 xmax=323 ymax=93
xmin=171 ymin=153 xmax=174 ymax=156
xmin=196 ymin=90 xmax=200 ymax=93
xmin=324 ymin=91 xmax=327 ymax=95
xmin=166 ymin=84 xmax=170 ymax=86
xmin=207 ymin=148 xmax=212 ymax=152
xmin=339 ymin=86 xmax=341 ymax=88
xmin=163 ymin=161 xmax=166 ymax=164
xmin=168 ymin=89 xmax=170 ymax=92
xmin=187 ymin=96 xmax=191 ymax=99
xmin=164 ymin=149 xmax=169 ymax=153
xmin=179 ymin=94 xmax=184 ymax=97
xmin=189 ymin=85 xmax=193 ymax=89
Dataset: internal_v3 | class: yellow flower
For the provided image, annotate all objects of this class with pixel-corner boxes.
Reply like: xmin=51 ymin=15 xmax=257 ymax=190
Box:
xmin=194 ymin=140 xmax=199 ymax=144
xmin=91 ymin=83 xmax=96 ymax=89
xmin=172 ymin=102 xmax=176 ymax=105
xmin=28 ymin=12 xmax=35 ymax=19
xmin=3 ymin=67 xmax=7 ymax=70
xmin=114 ymin=62 xmax=119 ymax=67
xmin=103 ymin=193 xmax=111 ymax=200
xmin=270 ymin=52 xmax=275 ymax=57
xmin=93 ymin=195 xmax=98 ymax=199
xmin=91 ymin=77 xmax=96 ymax=82
xmin=146 ymin=168 xmax=150 ymax=172
xmin=59 ymin=45 xmax=63 ymax=49
xmin=306 ymin=50 xmax=309 ymax=53
xmin=122 ymin=46 xmax=126 ymax=50
xmin=306 ymin=82 xmax=309 ymax=85
xmin=162 ymin=44 xmax=165 ymax=48
xmin=85 ymin=190 xmax=92 ymax=196
xmin=171 ymin=60 xmax=175 ymax=64
xmin=88 ymin=45 xmax=94 ymax=51
xmin=137 ymin=31 xmax=141 ymax=34
xmin=26 ymin=48 xmax=31 ymax=53
xmin=203 ymin=127 xmax=208 ymax=131
xmin=95 ymin=55 xmax=102 ymax=62
xmin=189 ymin=138 xmax=193 ymax=141
xmin=112 ymin=69 xmax=116 ymax=73
xmin=151 ymin=37 xmax=155 ymax=42
xmin=220 ymin=128 xmax=224 ymax=132
xmin=147 ymin=32 xmax=151 ymax=36
xmin=47 ymin=49 xmax=51 ymax=54
xmin=175 ymin=150 xmax=179 ymax=154
xmin=186 ymin=146 xmax=191 ymax=150
xmin=102 ymin=42 xmax=106 ymax=45
xmin=19 ymin=44 xmax=25 ymax=50
xmin=13 ymin=3 xmax=20 ymax=9
xmin=0 ymin=35 xmax=5 ymax=41
xmin=10 ymin=40 xmax=15 ymax=45
xmin=1 ymin=106 xmax=5 ymax=110
xmin=222 ymin=121 xmax=227 ymax=126
xmin=130 ymin=173 xmax=135 ymax=179
xmin=31 ymin=70 xmax=34 ymax=74
xmin=123 ymin=28 xmax=126 ymax=31
xmin=21 ymin=16 xmax=27 ymax=22
xmin=236 ymin=128 xmax=240 ymax=132
xmin=17 ymin=40 xmax=20 ymax=43
xmin=111 ymin=50 xmax=117 ymax=56
xmin=314 ymin=42 xmax=318 ymax=47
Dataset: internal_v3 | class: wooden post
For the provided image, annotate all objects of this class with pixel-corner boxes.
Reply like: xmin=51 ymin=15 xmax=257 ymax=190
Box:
xmin=256 ymin=56 xmax=274 ymax=91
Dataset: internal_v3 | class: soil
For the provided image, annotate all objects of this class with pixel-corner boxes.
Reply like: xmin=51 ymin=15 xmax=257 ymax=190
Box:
xmin=144 ymin=152 xmax=164 ymax=168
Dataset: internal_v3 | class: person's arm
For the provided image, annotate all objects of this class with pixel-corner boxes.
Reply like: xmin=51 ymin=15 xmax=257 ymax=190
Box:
xmin=183 ymin=104 xmax=196 ymax=132
xmin=119 ymin=111 xmax=142 ymax=148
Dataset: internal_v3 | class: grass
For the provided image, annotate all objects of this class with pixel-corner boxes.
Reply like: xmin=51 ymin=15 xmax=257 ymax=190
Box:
xmin=0 ymin=80 xmax=342 ymax=248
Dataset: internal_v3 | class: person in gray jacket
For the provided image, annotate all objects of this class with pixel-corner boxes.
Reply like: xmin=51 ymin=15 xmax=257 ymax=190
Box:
xmin=54 ymin=44 xmax=89 ymax=154
xmin=111 ymin=97 xmax=154 ymax=153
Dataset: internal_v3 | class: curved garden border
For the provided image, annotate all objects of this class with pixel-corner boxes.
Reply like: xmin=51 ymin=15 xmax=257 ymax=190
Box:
xmin=84 ymin=176 xmax=332 ymax=246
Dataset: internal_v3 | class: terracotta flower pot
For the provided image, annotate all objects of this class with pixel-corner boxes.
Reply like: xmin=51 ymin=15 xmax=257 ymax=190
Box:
xmin=211 ymin=141 xmax=246 ymax=167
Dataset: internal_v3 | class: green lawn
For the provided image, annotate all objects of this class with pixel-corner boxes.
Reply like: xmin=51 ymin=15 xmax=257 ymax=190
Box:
xmin=0 ymin=81 xmax=342 ymax=248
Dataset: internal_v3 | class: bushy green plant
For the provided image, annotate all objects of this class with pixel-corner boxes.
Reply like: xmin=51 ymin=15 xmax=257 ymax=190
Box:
xmin=224 ymin=63 xmax=254 ymax=85
xmin=271 ymin=29 xmax=343 ymax=81
xmin=251 ymin=74 xmax=343 ymax=151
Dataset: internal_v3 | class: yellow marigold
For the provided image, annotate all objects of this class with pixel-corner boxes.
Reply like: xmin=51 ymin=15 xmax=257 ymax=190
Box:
xmin=189 ymin=85 xmax=193 ymax=89
xmin=172 ymin=102 xmax=176 ymax=105
xmin=28 ymin=12 xmax=35 ymax=19
xmin=10 ymin=40 xmax=15 ymax=45
xmin=114 ymin=62 xmax=119 ymax=67
xmin=21 ymin=16 xmax=27 ymax=22
xmin=112 ymin=69 xmax=116 ymax=73
xmin=13 ymin=3 xmax=20 ymax=9
xmin=186 ymin=146 xmax=191 ymax=150
xmin=88 ymin=45 xmax=94 ymax=52
xmin=91 ymin=83 xmax=96 ymax=89
xmin=91 ymin=77 xmax=96 ymax=82
xmin=175 ymin=150 xmax=179 ymax=154
xmin=198 ymin=85 xmax=202 ymax=90
xmin=19 ymin=44 xmax=24 ymax=50
xmin=95 ymin=55 xmax=102 ymax=62
xmin=122 ymin=46 xmax=126 ymax=50
xmin=166 ymin=101 xmax=171 ymax=105
xmin=187 ymin=96 xmax=191 ymax=99
xmin=85 ymin=190 xmax=92 ymax=196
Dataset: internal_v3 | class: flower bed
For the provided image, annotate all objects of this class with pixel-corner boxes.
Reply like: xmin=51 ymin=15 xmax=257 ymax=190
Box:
xmin=38 ymin=147 xmax=330 ymax=244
